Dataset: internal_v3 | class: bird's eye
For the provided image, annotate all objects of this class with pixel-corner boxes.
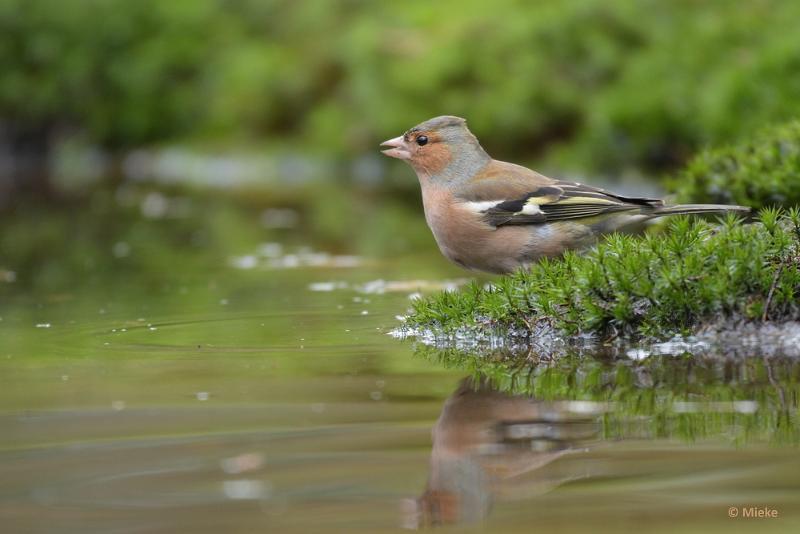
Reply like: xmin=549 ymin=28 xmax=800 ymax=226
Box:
xmin=416 ymin=135 xmax=428 ymax=146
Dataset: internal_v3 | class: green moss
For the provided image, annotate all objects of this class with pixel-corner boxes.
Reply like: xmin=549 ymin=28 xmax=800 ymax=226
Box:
xmin=671 ymin=120 xmax=800 ymax=210
xmin=406 ymin=209 xmax=800 ymax=340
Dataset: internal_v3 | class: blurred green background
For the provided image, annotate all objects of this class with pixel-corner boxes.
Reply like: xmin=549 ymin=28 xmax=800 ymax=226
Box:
xmin=2 ymin=0 xmax=800 ymax=285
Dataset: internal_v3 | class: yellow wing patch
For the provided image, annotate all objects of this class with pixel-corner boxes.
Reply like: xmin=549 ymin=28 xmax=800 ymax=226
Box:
xmin=547 ymin=196 xmax=621 ymax=206
xmin=525 ymin=192 xmax=561 ymax=205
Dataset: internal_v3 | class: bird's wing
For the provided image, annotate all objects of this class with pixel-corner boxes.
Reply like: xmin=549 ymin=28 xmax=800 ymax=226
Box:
xmin=462 ymin=180 xmax=664 ymax=227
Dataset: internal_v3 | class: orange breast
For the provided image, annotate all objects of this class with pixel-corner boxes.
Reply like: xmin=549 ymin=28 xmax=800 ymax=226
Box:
xmin=420 ymin=186 xmax=536 ymax=273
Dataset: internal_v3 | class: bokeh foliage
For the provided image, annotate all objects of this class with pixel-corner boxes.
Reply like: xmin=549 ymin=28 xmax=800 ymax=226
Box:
xmin=3 ymin=0 xmax=800 ymax=172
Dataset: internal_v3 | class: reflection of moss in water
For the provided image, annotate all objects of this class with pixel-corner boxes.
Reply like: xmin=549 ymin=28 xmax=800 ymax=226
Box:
xmin=416 ymin=344 xmax=800 ymax=445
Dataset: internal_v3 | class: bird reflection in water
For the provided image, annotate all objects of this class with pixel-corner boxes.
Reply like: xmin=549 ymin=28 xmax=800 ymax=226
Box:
xmin=404 ymin=376 xmax=605 ymax=528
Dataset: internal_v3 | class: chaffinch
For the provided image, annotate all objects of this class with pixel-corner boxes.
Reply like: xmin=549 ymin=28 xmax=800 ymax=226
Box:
xmin=381 ymin=115 xmax=749 ymax=274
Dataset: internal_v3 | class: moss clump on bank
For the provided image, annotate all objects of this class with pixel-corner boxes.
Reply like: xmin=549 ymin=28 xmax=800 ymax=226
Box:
xmin=406 ymin=209 xmax=800 ymax=341
xmin=671 ymin=120 xmax=800 ymax=210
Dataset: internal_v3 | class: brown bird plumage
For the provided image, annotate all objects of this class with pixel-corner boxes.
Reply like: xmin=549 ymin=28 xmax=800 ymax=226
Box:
xmin=381 ymin=115 xmax=749 ymax=274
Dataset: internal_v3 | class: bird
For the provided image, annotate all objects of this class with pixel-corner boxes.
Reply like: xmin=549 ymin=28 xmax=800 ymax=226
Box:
xmin=380 ymin=115 xmax=749 ymax=274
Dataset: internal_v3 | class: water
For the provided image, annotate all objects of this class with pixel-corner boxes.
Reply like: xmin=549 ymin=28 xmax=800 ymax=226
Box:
xmin=1 ymin=196 xmax=799 ymax=533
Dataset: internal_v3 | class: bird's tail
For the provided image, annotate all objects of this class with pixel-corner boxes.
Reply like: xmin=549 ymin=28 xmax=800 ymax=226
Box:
xmin=651 ymin=204 xmax=751 ymax=217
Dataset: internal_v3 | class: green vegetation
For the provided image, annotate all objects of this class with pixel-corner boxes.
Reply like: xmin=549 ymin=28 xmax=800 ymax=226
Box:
xmin=671 ymin=120 xmax=800 ymax=210
xmin=406 ymin=209 xmax=800 ymax=340
xmin=557 ymin=0 xmax=800 ymax=173
xmin=4 ymin=0 xmax=800 ymax=174
xmin=419 ymin=348 xmax=800 ymax=445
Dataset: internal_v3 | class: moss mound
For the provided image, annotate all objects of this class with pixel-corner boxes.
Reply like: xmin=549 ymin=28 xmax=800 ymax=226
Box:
xmin=406 ymin=210 xmax=800 ymax=341
xmin=672 ymin=120 xmax=800 ymax=210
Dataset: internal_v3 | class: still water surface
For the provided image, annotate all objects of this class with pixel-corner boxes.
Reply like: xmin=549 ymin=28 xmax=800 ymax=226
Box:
xmin=1 ymin=240 xmax=798 ymax=533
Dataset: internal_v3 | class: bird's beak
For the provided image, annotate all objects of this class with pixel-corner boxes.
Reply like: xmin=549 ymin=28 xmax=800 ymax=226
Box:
xmin=380 ymin=135 xmax=411 ymax=160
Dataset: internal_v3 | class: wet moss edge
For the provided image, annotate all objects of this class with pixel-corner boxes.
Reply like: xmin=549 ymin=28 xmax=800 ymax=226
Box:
xmin=405 ymin=208 xmax=800 ymax=343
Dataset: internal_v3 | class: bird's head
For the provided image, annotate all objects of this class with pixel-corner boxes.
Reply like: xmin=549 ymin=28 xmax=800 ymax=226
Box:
xmin=381 ymin=116 xmax=490 ymax=181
